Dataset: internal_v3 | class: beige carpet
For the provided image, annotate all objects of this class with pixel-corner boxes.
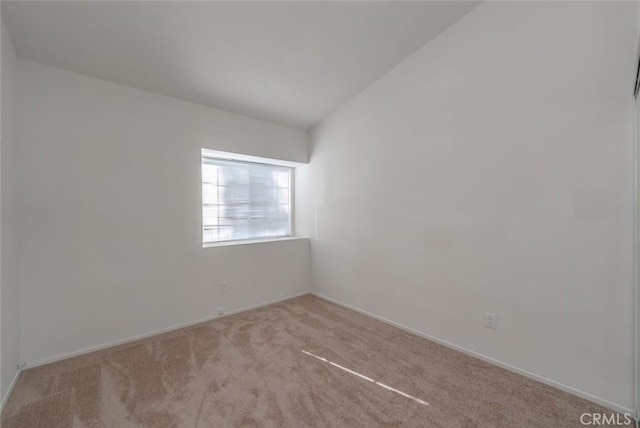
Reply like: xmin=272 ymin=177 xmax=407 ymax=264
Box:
xmin=1 ymin=295 xmax=624 ymax=427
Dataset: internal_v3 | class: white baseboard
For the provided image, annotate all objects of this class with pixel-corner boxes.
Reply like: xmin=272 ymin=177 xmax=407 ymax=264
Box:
xmin=311 ymin=292 xmax=633 ymax=416
xmin=17 ymin=290 xmax=632 ymax=416
xmin=1 ymin=367 xmax=22 ymax=414
xmin=24 ymin=291 xmax=310 ymax=370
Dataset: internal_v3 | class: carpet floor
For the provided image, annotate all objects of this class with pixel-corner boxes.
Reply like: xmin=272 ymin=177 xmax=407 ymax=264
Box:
xmin=1 ymin=294 xmax=622 ymax=427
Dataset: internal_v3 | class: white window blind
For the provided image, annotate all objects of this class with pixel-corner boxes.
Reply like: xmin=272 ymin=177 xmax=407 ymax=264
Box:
xmin=202 ymin=156 xmax=292 ymax=244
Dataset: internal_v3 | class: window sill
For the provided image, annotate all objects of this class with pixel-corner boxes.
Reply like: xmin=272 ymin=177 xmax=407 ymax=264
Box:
xmin=203 ymin=236 xmax=308 ymax=248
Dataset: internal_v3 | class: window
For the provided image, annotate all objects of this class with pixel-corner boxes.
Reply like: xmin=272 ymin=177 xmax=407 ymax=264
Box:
xmin=202 ymin=153 xmax=292 ymax=244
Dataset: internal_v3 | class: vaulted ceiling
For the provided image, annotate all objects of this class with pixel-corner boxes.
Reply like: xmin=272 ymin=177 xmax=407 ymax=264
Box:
xmin=2 ymin=1 xmax=479 ymax=129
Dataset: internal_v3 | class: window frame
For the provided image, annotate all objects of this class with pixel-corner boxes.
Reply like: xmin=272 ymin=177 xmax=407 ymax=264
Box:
xmin=201 ymin=148 xmax=297 ymax=247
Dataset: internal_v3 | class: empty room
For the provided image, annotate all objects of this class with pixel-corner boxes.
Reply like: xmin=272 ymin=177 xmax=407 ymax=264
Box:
xmin=0 ymin=1 xmax=638 ymax=427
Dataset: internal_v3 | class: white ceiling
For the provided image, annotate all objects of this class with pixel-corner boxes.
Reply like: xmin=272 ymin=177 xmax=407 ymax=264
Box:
xmin=2 ymin=1 xmax=478 ymax=130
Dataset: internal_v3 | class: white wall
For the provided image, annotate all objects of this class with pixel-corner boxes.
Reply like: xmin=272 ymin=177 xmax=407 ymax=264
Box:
xmin=17 ymin=60 xmax=310 ymax=366
xmin=1 ymin=18 xmax=20 ymax=403
xmin=635 ymin=93 xmax=640 ymax=421
xmin=305 ymin=1 xmax=637 ymax=411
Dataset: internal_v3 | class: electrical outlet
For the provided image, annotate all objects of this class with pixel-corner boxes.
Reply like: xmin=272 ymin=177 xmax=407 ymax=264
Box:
xmin=218 ymin=307 xmax=225 ymax=316
xmin=485 ymin=313 xmax=497 ymax=329
xmin=220 ymin=281 xmax=227 ymax=294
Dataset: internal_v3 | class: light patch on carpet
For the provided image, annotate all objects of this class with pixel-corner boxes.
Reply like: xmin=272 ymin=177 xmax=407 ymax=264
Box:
xmin=301 ymin=349 xmax=430 ymax=406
